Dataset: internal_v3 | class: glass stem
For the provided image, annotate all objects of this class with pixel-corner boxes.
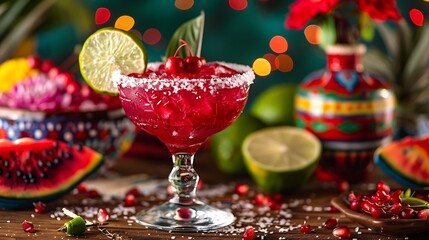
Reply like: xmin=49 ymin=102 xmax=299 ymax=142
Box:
xmin=168 ymin=152 xmax=199 ymax=205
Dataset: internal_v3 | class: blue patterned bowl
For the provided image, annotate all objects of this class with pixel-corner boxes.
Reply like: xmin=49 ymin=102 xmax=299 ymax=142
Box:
xmin=0 ymin=107 xmax=135 ymax=172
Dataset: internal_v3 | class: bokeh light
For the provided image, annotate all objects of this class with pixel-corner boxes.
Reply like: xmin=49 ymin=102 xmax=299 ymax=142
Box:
xmin=229 ymin=0 xmax=248 ymax=11
xmin=263 ymin=53 xmax=277 ymax=71
xmin=143 ymin=28 xmax=162 ymax=45
xmin=253 ymin=58 xmax=271 ymax=76
xmin=130 ymin=29 xmax=143 ymax=40
xmin=95 ymin=8 xmax=111 ymax=25
xmin=269 ymin=36 xmax=288 ymax=54
xmin=304 ymin=25 xmax=322 ymax=45
xmin=409 ymin=9 xmax=424 ymax=26
xmin=275 ymin=54 xmax=293 ymax=72
xmin=114 ymin=15 xmax=135 ymax=31
xmin=175 ymin=0 xmax=194 ymax=10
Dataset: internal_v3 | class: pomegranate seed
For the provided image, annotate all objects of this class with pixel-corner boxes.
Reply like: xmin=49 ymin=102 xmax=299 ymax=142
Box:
xmin=76 ymin=184 xmax=88 ymax=193
xmin=33 ymin=201 xmax=46 ymax=214
xmin=418 ymin=209 xmax=429 ymax=219
xmin=399 ymin=208 xmax=416 ymax=219
xmin=328 ymin=205 xmax=340 ymax=212
xmin=361 ymin=200 xmax=373 ymax=213
xmin=268 ymin=201 xmax=282 ymax=210
xmin=376 ymin=181 xmax=390 ymax=193
xmin=371 ymin=205 xmax=387 ymax=218
xmin=22 ymin=221 xmax=35 ymax=233
xmin=177 ymin=208 xmax=191 ymax=219
xmin=387 ymin=203 xmax=403 ymax=218
xmin=243 ymin=227 xmax=255 ymax=240
xmin=97 ymin=208 xmax=109 ymax=223
xmin=349 ymin=199 xmax=361 ymax=211
xmin=124 ymin=194 xmax=137 ymax=206
xmin=389 ymin=190 xmax=402 ymax=204
xmin=375 ymin=190 xmax=390 ymax=203
xmin=125 ymin=187 xmax=141 ymax=197
xmin=235 ymin=184 xmax=249 ymax=195
xmin=333 ymin=226 xmax=351 ymax=238
xmin=337 ymin=180 xmax=349 ymax=192
xmin=299 ymin=224 xmax=312 ymax=234
xmin=323 ymin=218 xmax=338 ymax=229
xmin=253 ymin=193 xmax=268 ymax=206
xmin=87 ymin=189 xmax=101 ymax=198
xmin=348 ymin=192 xmax=357 ymax=201
xmin=197 ymin=179 xmax=204 ymax=190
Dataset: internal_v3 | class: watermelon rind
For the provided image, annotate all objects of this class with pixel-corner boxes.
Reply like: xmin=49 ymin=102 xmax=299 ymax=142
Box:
xmin=374 ymin=153 xmax=424 ymax=189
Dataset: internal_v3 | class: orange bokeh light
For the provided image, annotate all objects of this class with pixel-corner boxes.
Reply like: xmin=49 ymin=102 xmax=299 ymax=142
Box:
xmin=269 ymin=35 xmax=288 ymax=54
xmin=229 ymin=0 xmax=248 ymax=11
xmin=175 ymin=0 xmax=194 ymax=10
xmin=114 ymin=15 xmax=135 ymax=31
xmin=304 ymin=25 xmax=322 ymax=45
xmin=275 ymin=54 xmax=293 ymax=72
xmin=143 ymin=28 xmax=162 ymax=45
xmin=263 ymin=53 xmax=277 ymax=71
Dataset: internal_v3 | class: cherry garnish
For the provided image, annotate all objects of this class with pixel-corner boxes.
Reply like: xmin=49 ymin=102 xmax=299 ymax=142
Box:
xmin=184 ymin=56 xmax=206 ymax=73
xmin=165 ymin=56 xmax=185 ymax=75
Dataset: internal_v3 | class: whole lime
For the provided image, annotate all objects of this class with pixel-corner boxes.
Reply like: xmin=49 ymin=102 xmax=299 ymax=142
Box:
xmin=211 ymin=112 xmax=265 ymax=176
xmin=250 ymin=84 xmax=297 ymax=126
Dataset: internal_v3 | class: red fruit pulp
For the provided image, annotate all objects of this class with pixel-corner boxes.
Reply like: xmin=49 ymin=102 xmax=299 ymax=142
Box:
xmin=22 ymin=221 xmax=36 ymax=233
xmin=323 ymin=218 xmax=338 ymax=229
xmin=333 ymin=226 xmax=351 ymax=238
xmin=118 ymin=63 xmax=251 ymax=153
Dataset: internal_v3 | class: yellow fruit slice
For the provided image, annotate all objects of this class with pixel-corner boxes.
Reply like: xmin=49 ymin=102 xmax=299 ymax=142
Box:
xmin=242 ymin=126 xmax=321 ymax=193
xmin=79 ymin=27 xmax=147 ymax=95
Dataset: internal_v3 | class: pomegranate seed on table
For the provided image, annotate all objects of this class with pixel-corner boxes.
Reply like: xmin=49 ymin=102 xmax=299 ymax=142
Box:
xmin=76 ymin=184 xmax=88 ymax=193
xmin=125 ymin=187 xmax=141 ymax=197
xmin=323 ymin=217 xmax=338 ymax=229
xmin=299 ymin=224 xmax=312 ymax=234
xmin=22 ymin=221 xmax=36 ymax=233
xmin=235 ymin=184 xmax=249 ymax=195
xmin=243 ymin=227 xmax=255 ymax=240
xmin=87 ymin=189 xmax=101 ymax=198
xmin=33 ymin=201 xmax=46 ymax=214
xmin=97 ymin=208 xmax=109 ymax=224
xmin=124 ymin=194 xmax=137 ymax=206
xmin=253 ymin=193 xmax=269 ymax=206
xmin=332 ymin=226 xmax=351 ymax=238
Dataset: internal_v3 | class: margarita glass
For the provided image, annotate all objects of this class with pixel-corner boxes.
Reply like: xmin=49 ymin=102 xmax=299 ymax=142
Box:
xmin=113 ymin=62 xmax=254 ymax=231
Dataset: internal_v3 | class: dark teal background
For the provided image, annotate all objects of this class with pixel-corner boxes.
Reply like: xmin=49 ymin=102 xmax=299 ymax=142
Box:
xmin=35 ymin=0 xmax=428 ymax=105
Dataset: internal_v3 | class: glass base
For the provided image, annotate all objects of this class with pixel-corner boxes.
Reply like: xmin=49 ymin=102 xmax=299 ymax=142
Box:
xmin=135 ymin=201 xmax=235 ymax=232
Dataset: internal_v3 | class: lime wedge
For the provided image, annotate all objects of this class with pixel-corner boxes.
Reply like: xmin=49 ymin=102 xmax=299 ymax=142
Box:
xmin=79 ymin=27 xmax=147 ymax=95
xmin=242 ymin=127 xmax=321 ymax=193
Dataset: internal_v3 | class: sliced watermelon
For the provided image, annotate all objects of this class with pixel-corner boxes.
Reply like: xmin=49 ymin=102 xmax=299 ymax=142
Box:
xmin=0 ymin=138 xmax=103 ymax=209
xmin=374 ymin=136 xmax=429 ymax=188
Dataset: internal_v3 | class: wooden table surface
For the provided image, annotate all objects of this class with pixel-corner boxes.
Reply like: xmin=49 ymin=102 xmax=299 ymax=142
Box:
xmin=0 ymin=145 xmax=426 ymax=240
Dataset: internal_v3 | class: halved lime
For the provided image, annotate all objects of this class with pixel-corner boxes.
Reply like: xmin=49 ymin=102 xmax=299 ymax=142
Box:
xmin=242 ymin=127 xmax=321 ymax=193
xmin=79 ymin=27 xmax=147 ymax=95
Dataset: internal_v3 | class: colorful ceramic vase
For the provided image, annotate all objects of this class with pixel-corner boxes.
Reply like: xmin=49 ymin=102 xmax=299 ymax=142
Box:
xmin=295 ymin=44 xmax=395 ymax=183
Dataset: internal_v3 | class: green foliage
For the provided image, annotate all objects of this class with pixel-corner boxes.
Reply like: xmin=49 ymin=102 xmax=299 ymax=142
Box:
xmin=0 ymin=0 xmax=91 ymax=62
xmin=364 ymin=20 xmax=429 ymax=115
xmin=165 ymin=11 xmax=204 ymax=58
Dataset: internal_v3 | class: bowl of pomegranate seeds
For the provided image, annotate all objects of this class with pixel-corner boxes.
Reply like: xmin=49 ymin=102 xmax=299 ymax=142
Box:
xmin=331 ymin=181 xmax=429 ymax=236
xmin=0 ymin=56 xmax=135 ymax=171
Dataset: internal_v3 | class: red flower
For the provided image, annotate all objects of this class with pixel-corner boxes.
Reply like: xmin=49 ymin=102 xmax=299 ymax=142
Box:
xmin=356 ymin=0 xmax=402 ymax=21
xmin=285 ymin=0 xmax=340 ymax=29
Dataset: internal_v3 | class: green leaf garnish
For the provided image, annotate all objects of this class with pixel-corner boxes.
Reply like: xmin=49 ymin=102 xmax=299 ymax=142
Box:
xmin=165 ymin=11 xmax=204 ymax=58
xmin=401 ymin=197 xmax=429 ymax=208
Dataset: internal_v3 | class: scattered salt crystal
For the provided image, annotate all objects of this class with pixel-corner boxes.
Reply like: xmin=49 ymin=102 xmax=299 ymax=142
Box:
xmin=31 ymin=214 xmax=35 ymax=218
xmin=56 ymin=217 xmax=61 ymax=221
xmin=6 ymin=220 xmax=10 ymax=223
xmin=171 ymin=236 xmax=176 ymax=239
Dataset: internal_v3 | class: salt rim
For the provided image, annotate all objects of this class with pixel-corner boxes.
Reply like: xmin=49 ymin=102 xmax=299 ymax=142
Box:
xmin=112 ymin=62 xmax=255 ymax=93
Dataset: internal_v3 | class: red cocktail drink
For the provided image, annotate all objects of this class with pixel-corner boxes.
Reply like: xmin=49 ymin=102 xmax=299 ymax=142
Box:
xmin=116 ymin=62 xmax=251 ymax=154
xmin=113 ymin=62 xmax=254 ymax=231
